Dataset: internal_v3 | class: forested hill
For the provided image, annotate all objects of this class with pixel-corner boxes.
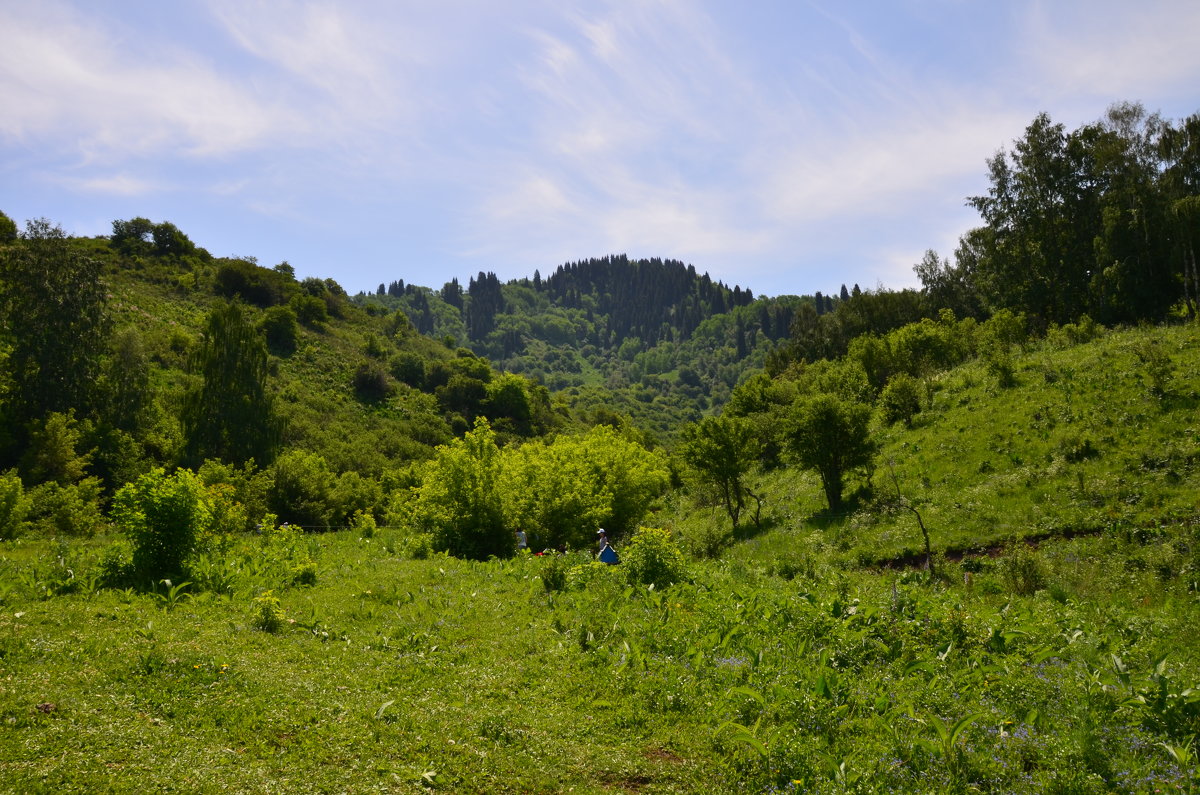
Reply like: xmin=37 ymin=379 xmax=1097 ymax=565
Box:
xmin=362 ymin=256 xmax=807 ymax=435
xmin=538 ymin=255 xmax=757 ymax=346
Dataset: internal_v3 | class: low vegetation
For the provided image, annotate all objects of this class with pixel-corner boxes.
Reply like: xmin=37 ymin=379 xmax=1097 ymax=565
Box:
xmin=2 ymin=322 xmax=1198 ymax=793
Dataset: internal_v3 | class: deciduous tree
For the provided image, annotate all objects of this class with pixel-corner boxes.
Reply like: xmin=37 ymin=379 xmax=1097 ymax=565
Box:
xmin=678 ymin=414 xmax=760 ymax=529
xmin=784 ymin=394 xmax=875 ymax=513
xmin=0 ymin=219 xmax=110 ymax=456
xmin=181 ymin=301 xmax=281 ymax=467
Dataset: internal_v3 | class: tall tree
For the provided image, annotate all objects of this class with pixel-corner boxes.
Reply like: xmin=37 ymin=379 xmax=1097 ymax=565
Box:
xmin=0 ymin=219 xmax=110 ymax=455
xmin=181 ymin=301 xmax=282 ymax=467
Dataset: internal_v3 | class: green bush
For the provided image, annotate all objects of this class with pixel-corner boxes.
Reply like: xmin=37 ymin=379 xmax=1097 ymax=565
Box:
xmin=999 ymin=542 xmax=1046 ymax=596
xmin=251 ymin=590 xmax=284 ymax=632
xmin=622 ymin=526 xmax=687 ymax=589
xmin=290 ymin=559 xmax=318 ymax=586
xmin=112 ymin=467 xmax=211 ymax=581
xmin=260 ymin=305 xmax=298 ymax=354
xmin=95 ymin=540 xmax=135 ymax=588
xmin=26 ymin=478 xmax=106 ymax=536
xmin=879 ymin=373 xmax=922 ymax=426
xmin=540 ymin=554 xmax=569 ymax=592
xmin=0 ymin=469 xmax=30 ymax=540
xmin=268 ymin=450 xmax=336 ymax=530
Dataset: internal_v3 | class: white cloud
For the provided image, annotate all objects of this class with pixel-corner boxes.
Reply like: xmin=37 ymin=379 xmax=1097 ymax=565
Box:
xmin=57 ymin=173 xmax=164 ymax=196
xmin=1022 ymin=1 xmax=1200 ymax=101
xmin=0 ymin=2 xmax=287 ymax=158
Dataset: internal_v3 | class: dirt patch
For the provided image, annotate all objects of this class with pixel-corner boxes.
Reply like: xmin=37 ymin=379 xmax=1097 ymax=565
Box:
xmin=643 ymin=747 xmax=683 ymax=764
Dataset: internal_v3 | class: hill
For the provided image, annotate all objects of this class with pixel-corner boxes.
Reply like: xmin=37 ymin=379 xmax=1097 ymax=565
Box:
xmin=2 ymin=321 xmax=1198 ymax=792
xmin=0 ymin=218 xmax=574 ymax=535
xmin=359 ymin=255 xmax=814 ymax=438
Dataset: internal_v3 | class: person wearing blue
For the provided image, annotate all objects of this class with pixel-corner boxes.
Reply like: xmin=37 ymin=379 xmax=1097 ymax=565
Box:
xmin=597 ymin=528 xmax=619 ymax=564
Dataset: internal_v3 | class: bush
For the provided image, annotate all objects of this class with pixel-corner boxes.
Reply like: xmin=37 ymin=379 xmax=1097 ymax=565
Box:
xmin=267 ymin=450 xmax=336 ymax=530
xmin=252 ymin=590 xmax=284 ymax=632
xmin=0 ymin=469 xmax=30 ymax=540
xmin=290 ymin=559 xmax=318 ymax=586
xmin=112 ymin=468 xmax=211 ymax=581
xmin=291 ymin=294 xmax=328 ymax=328
xmin=260 ymin=305 xmax=298 ymax=354
xmin=999 ymin=542 xmax=1046 ymax=596
xmin=879 ymin=373 xmax=922 ymax=426
xmin=540 ymin=554 xmax=569 ymax=592
xmin=26 ymin=478 xmax=106 ymax=536
xmin=622 ymin=526 xmax=687 ymax=589
xmin=96 ymin=540 xmax=136 ymax=588
xmin=353 ymin=361 xmax=395 ymax=402
xmin=681 ymin=522 xmax=731 ymax=560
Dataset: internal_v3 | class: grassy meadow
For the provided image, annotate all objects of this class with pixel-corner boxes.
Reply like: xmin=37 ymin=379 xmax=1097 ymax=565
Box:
xmin=2 ymin=323 xmax=1199 ymax=794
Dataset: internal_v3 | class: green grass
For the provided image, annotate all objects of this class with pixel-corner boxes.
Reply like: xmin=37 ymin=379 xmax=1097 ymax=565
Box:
xmin=3 ymin=520 xmax=1199 ymax=793
xmin=3 ymin=323 xmax=1199 ymax=793
xmin=710 ymin=324 xmax=1200 ymax=567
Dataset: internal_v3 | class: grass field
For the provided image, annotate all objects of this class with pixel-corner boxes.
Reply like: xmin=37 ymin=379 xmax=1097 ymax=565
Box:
xmin=2 ymin=324 xmax=1199 ymax=793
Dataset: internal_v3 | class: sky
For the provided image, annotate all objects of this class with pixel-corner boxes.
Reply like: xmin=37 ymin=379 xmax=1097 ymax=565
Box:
xmin=2 ymin=1 xmax=1199 ymax=299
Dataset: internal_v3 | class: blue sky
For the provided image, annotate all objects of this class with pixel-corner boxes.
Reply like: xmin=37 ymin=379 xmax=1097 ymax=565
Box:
xmin=2 ymin=1 xmax=1198 ymax=298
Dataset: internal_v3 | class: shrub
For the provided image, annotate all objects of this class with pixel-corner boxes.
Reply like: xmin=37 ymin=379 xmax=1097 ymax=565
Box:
xmin=26 ymin=478 xmax=106 ymax=536
xmin=291 ymin=559 xmax=318 ymax=586
xmin=622 ymin=526 xmax=687 ymax=589
xmin=1058 ymin=433 xmax=1100 ymax=463
xmin=999 ymin=542 xmax=1046 ymax=596
xmin=540 ymin=554 xmax=569 ymax=592
xmin=291 ymin=294 xmax=328 ymax=328
xmin=353 ymin=361 xmax=395 ymax=402
xmin=405 ymin=418 xmax=512 ymax=560
xmin=400 ymin=533 xmax=433 ymax=560
xmin=96 ymin=540 xmax=135 ymax=588
xmin=0 ymin=469 xmax=30 ymax=540
xmin=267 ymin=450 xmax=336 ymax=530
xmin=352 ymin=510 xmax=377 ymax=539
xmin=879 ymin=373 xmax=922 ymax=426
xmin=252 ymin=590 xmax=284 ymax=632
xmin=112 ymin=468 xmax=211 ymax=581
xmin=682 ymin=522 xmax=731 ymax=560
xmin=260 ymin=305 xmax=298 ymax=354
xmin=390 ymin=352 xmax=426 ymax=389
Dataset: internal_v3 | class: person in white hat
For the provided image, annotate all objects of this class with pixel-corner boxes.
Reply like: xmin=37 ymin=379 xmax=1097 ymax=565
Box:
xmin=597 ymin=528 xmax=619 ymax=564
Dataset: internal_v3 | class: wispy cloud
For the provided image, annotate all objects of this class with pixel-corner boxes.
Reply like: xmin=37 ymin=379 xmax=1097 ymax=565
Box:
xmin=57 ymin=173 xmax=165 ymax=196
xmin=1 ymin=1 xmax=1196 ymax=295
xmin=1021 ymin=1 xmax=1200 ymax=103
xmin=0 ymin=2 xmax=286 ymax=159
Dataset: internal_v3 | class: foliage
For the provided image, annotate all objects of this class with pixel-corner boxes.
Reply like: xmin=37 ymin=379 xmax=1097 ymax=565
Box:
xmin=181 ymin=301 xmax=282 ymax=467
xmin=267 ymin=450 xmax=337 ymax=530
xmin=0 ymin=468 xmax=30 ymax=540
xmin=502 ymin=425 xmax=669 ymax=551
xmin=0 ymin=209 xmax=17 ymax=244
xmin=0 ymin=219 xmax=110 ymax=447
xmin=25 ymin=478 xmax=106 ymax=537
xmin=111 ymin=467 xmax=211 ymax=581
xmin=998 ymin=541 xmax=1046 ymax=596
xmin=19 ymin=411 xmax=92 ymax=486
xmin=403 ymin=418 xmax=512 ymax=560
xmin=879 ymin=373 xmax=922 ymax=426
xmin=783 ymin=394 xmax=876 ymax=512
xmin=678 ymin=414 xmax=760 ymax=528
xmin=621 ymin=526 xmax=688 ymax=588
xmin=259 ymin=305 xmax=299 ymax=354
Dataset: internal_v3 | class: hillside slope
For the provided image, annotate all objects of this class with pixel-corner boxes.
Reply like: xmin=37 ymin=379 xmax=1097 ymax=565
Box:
xmin=672 ymin=322 xmax=1200 ymax=565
